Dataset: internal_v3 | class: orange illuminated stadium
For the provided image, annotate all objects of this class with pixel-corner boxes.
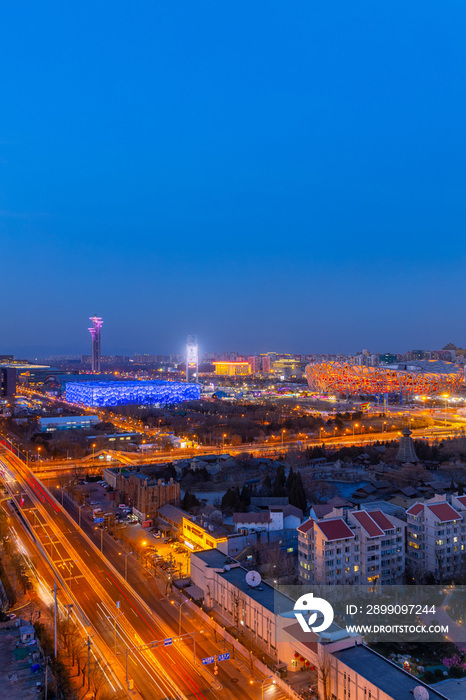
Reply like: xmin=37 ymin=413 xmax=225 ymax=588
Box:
xmin=305 ymin=360 xmax=463 ymax=397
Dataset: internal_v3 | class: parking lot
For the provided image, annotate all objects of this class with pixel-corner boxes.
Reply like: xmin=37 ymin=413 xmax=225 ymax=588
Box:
xmin=75 ymin=480 xmax=191 ymax=578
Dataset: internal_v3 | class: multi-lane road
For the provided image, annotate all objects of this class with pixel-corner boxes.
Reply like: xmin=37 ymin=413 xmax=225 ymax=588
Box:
xmin=0 ymin=446 xmax=284 ymax=700
xmin=24 ymin=420 xmax=466 ymax=479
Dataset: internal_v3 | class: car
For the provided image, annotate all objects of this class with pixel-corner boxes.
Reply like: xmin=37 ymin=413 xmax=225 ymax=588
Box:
xmin=7 ymin=613 xmax=16 ymax=620
xmin=118 ymin=504 xmax=127 ymax=509
xmin=90 ymin=501 xmax=99 ymax=506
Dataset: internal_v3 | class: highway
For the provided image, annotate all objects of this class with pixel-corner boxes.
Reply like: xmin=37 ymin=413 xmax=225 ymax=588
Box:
xmin=0 ymin=446 xmax=284 ymax=700
xmin=24 ymin=421 xmax=466 ymax=478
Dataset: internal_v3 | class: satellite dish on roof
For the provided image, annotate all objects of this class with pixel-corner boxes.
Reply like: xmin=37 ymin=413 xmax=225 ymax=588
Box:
xmin=246 ymin=571 xmax=261 ymax=587
xmin=413 ymin=687 xmax=429 ymax=700
xmin=224 ymin=564 xmax=231 ymax=571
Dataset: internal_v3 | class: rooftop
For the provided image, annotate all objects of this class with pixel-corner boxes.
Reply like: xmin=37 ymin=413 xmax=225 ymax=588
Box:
xmin=297 ymin=519 xmax=314 ymax=534
xmin=366 ymin=509 xmax=395 ymax=532
xmin=351 ymin=511 xmax=385 ymax=538
xmin=315 ymin=518 xmax=355 ymax=542
xmin=334 ymin=645 xmax=448 ymax=700
xmin=311 ymin=504 xmax=333 ymax=519
xmin=406 ymin=503 xmax=424 ymax=516
xmin=233 ymin=512 xmax=271 ymax=524
xmin=193 ymin=548 xmax=295 ymax=615
xmin=157 ymin=504 xmax=190 ymax=525
xmin=427 ymin=502 xmax=462 ymax=523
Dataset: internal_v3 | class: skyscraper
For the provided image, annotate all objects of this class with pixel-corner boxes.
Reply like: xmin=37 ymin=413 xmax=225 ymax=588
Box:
xmin=88 ymin=316 xmax=103 ymax=373
xmin=186 ymin=335 xmax=198 ymax=382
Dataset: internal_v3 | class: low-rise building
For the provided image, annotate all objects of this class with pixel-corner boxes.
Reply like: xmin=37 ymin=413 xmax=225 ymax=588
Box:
xmin=39 ymin=415 xmax=99 ymax=432
xmin=233 ymin=505 xmax=303 ymax=533
xmin=182 ymin=516 xmax=229 ymax=552
xmin=213 ymin=361 xmax=251 ymax=376
xmin=331 ymin=644 xmax=448 ymax=700
xmin=115 ymin=472 xmax=180 ymax=520
xmin=189 ymin=550 xmax=446 ymax=700
xmin=157 ymin=504 xmax=191 ymax=534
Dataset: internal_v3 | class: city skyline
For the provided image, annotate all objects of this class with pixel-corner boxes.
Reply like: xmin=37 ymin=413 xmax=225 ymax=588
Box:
xmin=1 ymin=2 xmax=466 ymax=355
xmin=2 ymin=5 xmax=466 ymax=700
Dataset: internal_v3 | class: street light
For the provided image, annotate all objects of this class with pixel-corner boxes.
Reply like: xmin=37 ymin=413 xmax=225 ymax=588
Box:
xmin=442 ymin=394 xmax=449 ymax=428
xmin=353 ymin=423 xmax=359 ymax=437
xmin=92 ymin=443 xmax=96 ymax=462
xmin=95 ymin=526 xmax=104 ymax=553
xmin=250 ymin=675 xmax=275 ymax=700
xmin=119 ymin=551 xmax=132 ymax=580
xmin=171 ymin=597 xmax=190 ymax=636
xmin=107 ymin=609 xmax=124 ymax=654
xmin=222 ymin=434 xmax=227 ymax=452
xmin=281 ymin=429 xmax=285 ymax=449
xmin=78 ymin=504 xmax=84 ymax=528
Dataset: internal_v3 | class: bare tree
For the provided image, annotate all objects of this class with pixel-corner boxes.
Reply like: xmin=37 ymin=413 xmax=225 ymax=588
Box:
xmin=317 ymin=646 xmax=332 ymax=700
xmin=91 ymin=660 xmax=110 ymax=699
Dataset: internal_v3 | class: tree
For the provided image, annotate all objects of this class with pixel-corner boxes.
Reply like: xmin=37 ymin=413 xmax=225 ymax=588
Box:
xmin=91 ymin=660 xmax=110 ymax=699
xmin=272 ymin=465 xmax=286 ymax=496
xmin=261 ymin=475 xmax=272 ymax=495
xmin=317 ymin=646 xmax=332 ymax=700
xmin=286 ymin=467 xmax=295 ymax=490
xmin=181 ymin=491 xmax=200 ymax=511
xmin=240 ymin=484 xmax=251 ymax=508
xmin=289 ymin=476 xmax=307 ymax=513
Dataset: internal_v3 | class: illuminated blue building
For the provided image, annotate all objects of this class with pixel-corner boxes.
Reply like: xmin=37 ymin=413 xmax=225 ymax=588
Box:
xmin=65 ymin=380 xmax=201 ymax=407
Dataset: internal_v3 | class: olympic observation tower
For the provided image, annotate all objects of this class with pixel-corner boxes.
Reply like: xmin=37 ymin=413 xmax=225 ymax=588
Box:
xmin=88 ymin=316 xmax=103 ymax=373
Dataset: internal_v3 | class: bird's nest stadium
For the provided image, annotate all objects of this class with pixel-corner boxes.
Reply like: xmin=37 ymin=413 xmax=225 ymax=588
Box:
xmin=305 ymin=360 xmax=464 ymax=397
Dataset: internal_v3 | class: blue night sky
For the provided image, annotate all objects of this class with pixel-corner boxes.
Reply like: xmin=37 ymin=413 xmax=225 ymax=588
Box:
xmin=1 ymin=1 xmax=465 ymax=357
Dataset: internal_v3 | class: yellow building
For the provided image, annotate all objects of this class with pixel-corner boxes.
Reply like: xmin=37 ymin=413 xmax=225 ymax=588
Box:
xmin=182 ymin=517 xmax=228 ymax=551
xmin=213 ymin=361 xmax=251 ymax=376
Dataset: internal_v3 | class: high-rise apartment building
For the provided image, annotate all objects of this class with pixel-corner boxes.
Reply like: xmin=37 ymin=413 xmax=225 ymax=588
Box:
xmin=261 ymin=356 xmax=271 ymax=373
xmin=247 ymin=356 xmax=261 ymax=373
xmin=406 ymin=495 xmax=465 ymax=579
xmin=298 ymin=507 xmax=405 ymax=585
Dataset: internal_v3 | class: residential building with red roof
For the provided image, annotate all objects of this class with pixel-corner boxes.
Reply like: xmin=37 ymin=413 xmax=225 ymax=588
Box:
xmin=348 ymin=509 xmax=406 ymax=584
xmin=406 ymin=495 xmax=465 ymax=579
xmin=298 ymin=507 xmax=405 ymax=585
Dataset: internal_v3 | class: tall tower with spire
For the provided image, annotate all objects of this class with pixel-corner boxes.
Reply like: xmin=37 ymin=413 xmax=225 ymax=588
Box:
xmin=88 ymin=316 xmax=103 ymax=373
xmin=396 ymin=426 xmax=418 ymax=463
